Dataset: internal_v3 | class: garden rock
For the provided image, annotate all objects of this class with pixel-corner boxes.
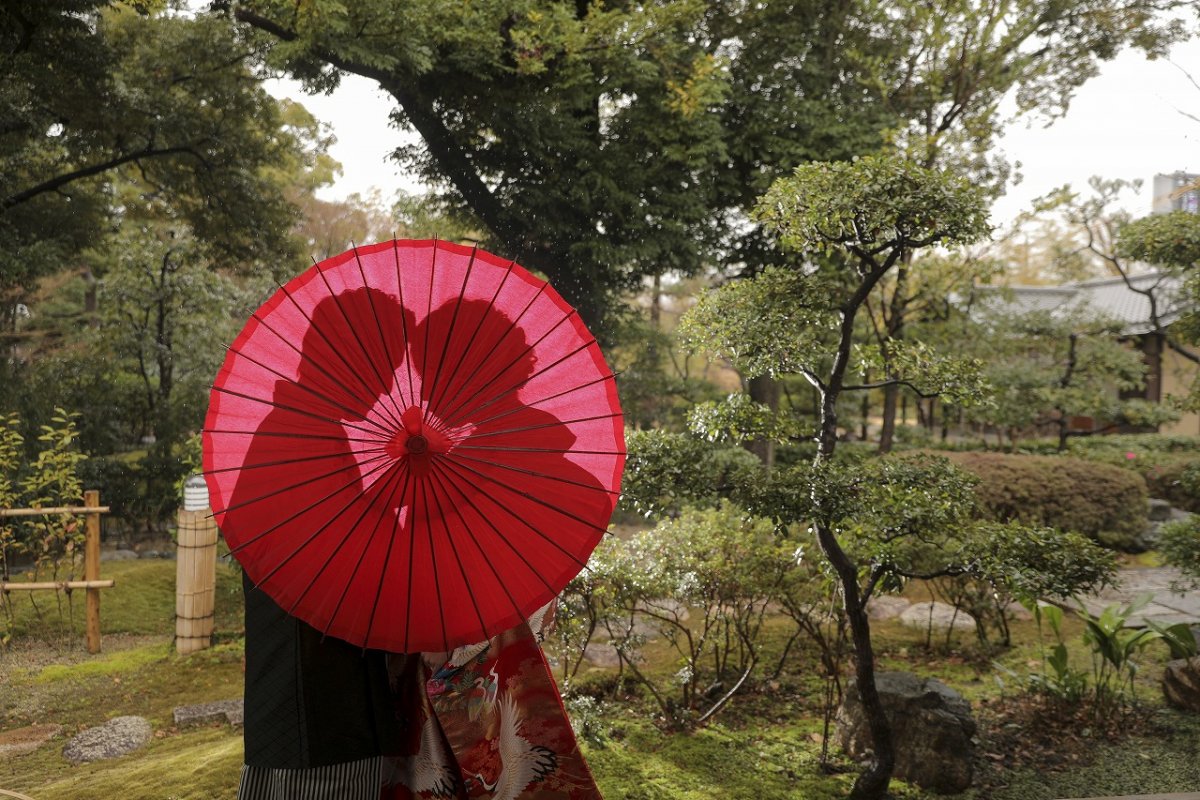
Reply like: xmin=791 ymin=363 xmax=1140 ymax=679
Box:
xmin=100 ymin=549 xmax=138 ymax=562
xmin=173 ymin=698 xmax=244 ymax=728
xmin=1162 ymin=656 xmax=1200 ymax=713
xmin=1149 ymin=498 xmax=1173 ymax=522
xmin=63 ymin=716 xmax=152 ymax=763
xmin=866 ymin=596 xmax=910 ymax=620
xmin=898 ymin=601 xmax=976 ymax=634
xmin=836 ymin=671 xmax=976 ymax=794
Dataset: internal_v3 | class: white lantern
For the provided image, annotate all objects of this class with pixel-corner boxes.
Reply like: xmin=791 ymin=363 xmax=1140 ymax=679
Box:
xmin=182 ymin=474 xmax=209 ymax=512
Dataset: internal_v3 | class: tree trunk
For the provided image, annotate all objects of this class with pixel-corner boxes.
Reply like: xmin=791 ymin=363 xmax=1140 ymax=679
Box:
xmin=746 ymin=374 xmax=779 ymax=468
xmin=878 ymin=383 xmax=898 ymax=452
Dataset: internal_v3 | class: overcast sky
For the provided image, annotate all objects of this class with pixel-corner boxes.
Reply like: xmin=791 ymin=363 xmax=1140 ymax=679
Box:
xmin=268 ymin=36 xmax=1200 ymax=228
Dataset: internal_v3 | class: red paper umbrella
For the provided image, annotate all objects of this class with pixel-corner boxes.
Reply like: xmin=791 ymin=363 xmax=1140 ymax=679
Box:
xmin=203 ymin=240 xmax=624 ymax=652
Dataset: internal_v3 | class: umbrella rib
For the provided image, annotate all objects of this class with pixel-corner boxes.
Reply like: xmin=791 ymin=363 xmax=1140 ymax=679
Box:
xmin=244 ymin=311 xmax=385 ymax=425
xmin=429 ymin=282 xmax=548 ymax=422
xmin=304 ymin=462 xmax=410 ymax=640
xmin=275 ymin=279 xmax=405 ymax=431
xmin=435 ymin=456 xmax=603 ymax=553
xmin=224 ymin=344 xmax=394 ymax=438
xmin=210 ymin=385 xmax=391 ymax=440
xmin=423 ymin=464 xmax=492 ymax=644
xmin=391 ymin=240 xmax=419 ymax=409
xmin=402 ymin=462 xmax=421 ymax=654
xmin=204 ymin=427 xmax=390 ymax=446
xmin=314 ymin=263 xmax=407 ymax=431
xmin=443 ymin=451 xmax=620 ymax=496
xmin=425 ymin=260 xmax=515 ymax=415
xmin=434 ymin=455 xmax=592 ymax=568
xmin=417 ymin=478 xmax=450 ymax=652
xmin=464 ymin=372 xmax=614 ymax=431
xmin=425 ymin=460 xmax=528 ymax=631
xmin=454 ymin=445 xmax=625 ymax=456
xmin=420 ymin=241 xmax=438 ymax=412
xmin=361 ymin=460 xmax=417 ymax=652
xmin=203 ymin=445 xmax=389 ymax=476
xmin=257 ymin=460 xmax=406 ymax=606
xmin=352 ymin=245 xmax=412 ymax=419
xmin=423 ymin=246 xmax=478 ymax=422
xmin=461 ymin=411 xmax=623 ymax=440
xmin=439 ymin=311 xmax=581 ymax=428
xmin=441 ymin=336 xmax=595 ymax=430
xmin=219 ymin=451 xmax=393 ymax=543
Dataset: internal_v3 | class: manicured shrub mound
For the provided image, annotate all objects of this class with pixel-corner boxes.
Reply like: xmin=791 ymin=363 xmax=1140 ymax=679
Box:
xmin=942 ymin=452 xmax=1148 ymax=550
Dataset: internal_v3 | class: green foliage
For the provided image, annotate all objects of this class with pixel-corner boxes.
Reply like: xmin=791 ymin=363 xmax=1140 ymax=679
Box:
xmin=755 ymin=154 xmax=991 ymax=256
xmin=1116 ymin=211 xmax=1200 ymax=273
xmin=0 ymin=3 xmax=302 ymax=294
xmin=1143 ymin=460 xmax=1200 ymax=513
xmin=1017 ymin=602 xmax=1090 ymax=705
xmin=962 ymin=523 xmax=1117 ymax=605
xmin=0 ymin=409 xmax=89 ymax=641
xmin=943 ymin=452 xmax=1148 ymax=549
xmin=1145 ymin=619 xmax=1199 ymax=660
xmin=958 ymin=306 xmax=1171 ymax=448
xmin=1159 ymin=515 xmax=1200 ymax=586
xmin=620 ymin=429 xmax=759 ymax=518
xmin=1079 ymin=594 xmax=1161 ymax=718
xmin=686 ymin=393 xmax=796 ymax=446
xmin=679 ymin=267 xmax=839 ymax=381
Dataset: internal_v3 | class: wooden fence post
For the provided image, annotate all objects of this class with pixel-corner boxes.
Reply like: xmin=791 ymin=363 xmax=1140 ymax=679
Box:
xmin=84 ymin=489 xmax=101 ymax=654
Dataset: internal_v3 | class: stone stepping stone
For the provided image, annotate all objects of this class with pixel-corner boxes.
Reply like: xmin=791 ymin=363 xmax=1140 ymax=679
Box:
xmin=63 ymin=716 xmax=152 ymax=764
xmin=172 ymin=699 xmax=244 ymax=728
xmin=0 ymin=723 xmax=62 ymax=758
xmin=898 ymin=601 xmax=976 ymax=633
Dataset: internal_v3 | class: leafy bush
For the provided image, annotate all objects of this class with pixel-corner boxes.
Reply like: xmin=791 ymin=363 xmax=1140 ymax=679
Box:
xmin=942 ymin=451 xmax=1148 ymax=549
xmin=1159 ymin=515 xmax=1200 ymax=585
xmin=554 ymin=503 xmax=795 ymax=728
xmin=620 ymin=429 xmax=759 ymax=518
xmin=1142 ymin=459 xmax=1200 ymax=513
xmin=1068 ymin=433 xmax=1200 ymax=457
xmin=1064 ymin=434 xmax=1200 ymax=511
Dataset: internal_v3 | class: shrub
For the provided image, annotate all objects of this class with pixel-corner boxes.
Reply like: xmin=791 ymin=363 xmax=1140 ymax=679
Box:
xmin=620 ymin=429 xmax=759 ymax=518
xmin=1159 ymin=515 xmax=1200 ymax=585
xmin=942 ymin=451 xmax=1147 ymax=549
xmin=1142 ymin=459 xmax=1200 ymax=513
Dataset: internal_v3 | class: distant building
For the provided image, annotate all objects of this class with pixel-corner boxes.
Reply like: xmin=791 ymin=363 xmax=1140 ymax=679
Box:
xmin=1152 ymin=171 xmax=1200 ymax=215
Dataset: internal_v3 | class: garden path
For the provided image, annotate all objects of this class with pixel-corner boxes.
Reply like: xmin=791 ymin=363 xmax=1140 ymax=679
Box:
xmin=1078 ymin=567 xmax=1200 ymax=628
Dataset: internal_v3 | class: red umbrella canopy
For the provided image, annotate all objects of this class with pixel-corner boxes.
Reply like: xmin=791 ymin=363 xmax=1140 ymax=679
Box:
xmin=203 ymin=240 xmax=625 ymax=652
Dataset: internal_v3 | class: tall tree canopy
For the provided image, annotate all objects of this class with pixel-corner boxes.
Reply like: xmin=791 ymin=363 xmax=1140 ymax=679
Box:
xmin=226 ymin=0 xmax=1193 ymax=340
xmin=226 ymin=0 xmax=898 ymax=334
xmin=0 ymin=1 xmax=301 ymax=307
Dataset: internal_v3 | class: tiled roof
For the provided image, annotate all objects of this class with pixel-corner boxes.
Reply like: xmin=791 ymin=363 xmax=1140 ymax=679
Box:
xmin=979 ymin=271 xmax=1184 ymax=335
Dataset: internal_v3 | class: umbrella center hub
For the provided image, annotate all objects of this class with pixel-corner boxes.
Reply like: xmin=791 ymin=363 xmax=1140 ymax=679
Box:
xmin=406 ymin=434 xmax=429 ymax=455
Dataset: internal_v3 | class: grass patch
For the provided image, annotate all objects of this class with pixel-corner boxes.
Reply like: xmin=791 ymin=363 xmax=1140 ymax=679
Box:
xmin=1 ymin=726 xmax=243 ymax=800
xmin=34 ymin=641 xmax=170 ymax=683
xmin=2 ymin=558 xmax=244 ymax=642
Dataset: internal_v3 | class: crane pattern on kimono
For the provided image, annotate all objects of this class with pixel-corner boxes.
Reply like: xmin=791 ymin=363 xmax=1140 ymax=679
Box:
xmin=468 ymin=693 xmax=558 ymax=800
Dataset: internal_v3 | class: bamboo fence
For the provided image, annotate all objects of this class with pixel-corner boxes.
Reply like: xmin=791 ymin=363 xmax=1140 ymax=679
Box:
xmin=0 ymin=491 xmax=110 ymax=653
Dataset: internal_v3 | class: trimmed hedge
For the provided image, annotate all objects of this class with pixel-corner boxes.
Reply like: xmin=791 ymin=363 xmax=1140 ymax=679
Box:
xmin=941 ymin=452 xmax=1148 ymax=550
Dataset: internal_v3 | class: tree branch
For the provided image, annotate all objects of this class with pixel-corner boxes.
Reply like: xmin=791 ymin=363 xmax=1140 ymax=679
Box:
xmin=3 ymin=145 xmax=204 ymax=210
